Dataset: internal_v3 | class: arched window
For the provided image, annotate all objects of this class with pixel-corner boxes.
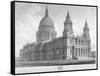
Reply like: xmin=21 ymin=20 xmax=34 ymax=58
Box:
xmin=79 ymin=48 xmax=80 ymax=56
xmin=82 ymin=40 xmax=83 ymax=45
xmin=84 ymin=40 xmax=86 ymax=45
xmin=81 ymin=48 xmax=82 ymax=56
xmin=52 ymin=33 xmax=54 ymax=39
xmin=79 ymin=40 xmax=80 ymax=45
xmin=83 ymin=40 xmax=85 ymax=45
xmin=75 ymin=38 xmax=77 ymax=45
xmin=76 ymin=48 xmax=77 ymax=56
xmin=48 ymin=32 xmax=49 ymax=39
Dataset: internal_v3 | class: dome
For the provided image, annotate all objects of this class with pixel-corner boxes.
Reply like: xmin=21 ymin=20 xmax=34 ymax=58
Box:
xmin=39 ymin=16 xmax=54 ymax=28
xmin=39 ymin=7 xmax=55 ymax=29
xmin=36 ymin=6 xmax=57 ymax=43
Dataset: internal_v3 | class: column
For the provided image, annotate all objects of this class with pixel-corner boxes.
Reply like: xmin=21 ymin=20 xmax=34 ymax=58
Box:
xmin=77 ymin=48 xmax=78 ymax=57
xmin=77 ymin=48 xmax=79 ymax=57
xmin=76 ymin=48 xmax=77 ymax=56
xmin=79 ymin=48 xmax=81 ymax=57
xmin=81 ymin=48 xmax=82 ymax=57
xmin=78 ymin=48 xmax=80 ymax=57
xmin=74 ymin=48 xmax=76 ymax=56
xmin=83 ymin=48 xmax=84 ymax=56
xmin=84 ymin=48 xmax=86 ymax=57
xmin=81 ymin=48 xmax=83 ymax=57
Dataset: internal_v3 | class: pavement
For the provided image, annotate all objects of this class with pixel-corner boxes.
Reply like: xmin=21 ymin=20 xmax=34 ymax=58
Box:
xmin=15 ymin=58 xmax=96 ymax=67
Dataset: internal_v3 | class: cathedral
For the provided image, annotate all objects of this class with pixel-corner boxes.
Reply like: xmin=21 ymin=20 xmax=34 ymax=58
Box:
xmin=20 ymin=7 xmax=91 ymax=61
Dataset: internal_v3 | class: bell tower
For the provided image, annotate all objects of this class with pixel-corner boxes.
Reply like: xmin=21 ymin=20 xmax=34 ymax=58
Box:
xmin=83 ymin=20 xmax=91 ymax=57
xmin=63 ymin=11 xmax=73 ymax=37
xmin=63 ymin=11 xmax=74 ymax=59
xmin=83 ymin=20 xmax=90 ymax=38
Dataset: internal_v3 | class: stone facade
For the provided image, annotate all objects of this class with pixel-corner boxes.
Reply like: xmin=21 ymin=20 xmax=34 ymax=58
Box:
xmin=20 ymin=43 xmax=35 ymax=61
xmin=20 ymin=7 xmax=91 ymax=61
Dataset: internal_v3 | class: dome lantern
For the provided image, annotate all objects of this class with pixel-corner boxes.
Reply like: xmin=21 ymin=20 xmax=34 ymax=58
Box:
xmin=45 ymin=5 xmax=48 ymax=17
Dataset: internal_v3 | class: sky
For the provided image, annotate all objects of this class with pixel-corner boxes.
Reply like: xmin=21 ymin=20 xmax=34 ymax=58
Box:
xmin=15 ymin=2 xmax=97 ymax=57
